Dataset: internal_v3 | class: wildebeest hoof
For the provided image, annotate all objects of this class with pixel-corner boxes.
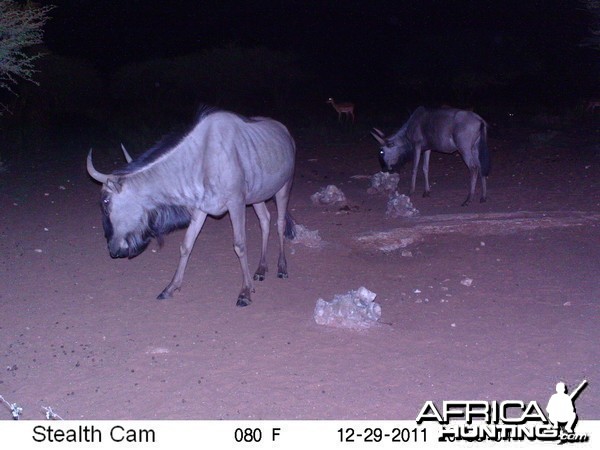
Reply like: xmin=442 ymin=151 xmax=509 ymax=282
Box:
xmin=157 ymin=292 xmax=172 ymax=300
xmin=461 ymin=200 xmax=470 ymax=207
xmin=253 ymin=273 xmax=265 ymax=281
xmin=236 ymin=295 xmax=252 ymax=307
xmin=277 ymin=271 xmax=288 ymax=279
xmin=480 ymin=197 xmax=487 ymax=203
xmin=423 ymin=191 xmax=431 ymax=198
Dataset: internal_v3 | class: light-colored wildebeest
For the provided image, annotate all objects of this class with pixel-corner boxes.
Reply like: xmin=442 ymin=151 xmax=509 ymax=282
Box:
xmin=87 ymin=108 xmax=296 ymax=307
xmin=371 ymin=106 xmax=490 ymax=206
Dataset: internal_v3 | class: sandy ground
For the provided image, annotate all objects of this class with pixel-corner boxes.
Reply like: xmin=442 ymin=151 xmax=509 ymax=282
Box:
xmin=0 ymin=119 xmax=598 ymax=420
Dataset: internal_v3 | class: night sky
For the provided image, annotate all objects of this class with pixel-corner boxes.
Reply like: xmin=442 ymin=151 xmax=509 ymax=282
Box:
xmin=28 ymin=1 xmax=600 ymax=112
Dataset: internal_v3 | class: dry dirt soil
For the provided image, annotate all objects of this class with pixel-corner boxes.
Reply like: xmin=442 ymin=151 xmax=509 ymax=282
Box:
xmin=0 ymin=120 xmax=598 ymax=420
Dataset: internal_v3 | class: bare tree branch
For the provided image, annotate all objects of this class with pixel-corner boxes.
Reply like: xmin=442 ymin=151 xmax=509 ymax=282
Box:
xmin=0 ymin=0 xmax=55 ymax=93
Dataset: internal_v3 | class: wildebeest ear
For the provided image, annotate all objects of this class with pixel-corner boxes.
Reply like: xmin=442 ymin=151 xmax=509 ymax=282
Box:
xmin=106 ymin=178 xmax=122 ymax=193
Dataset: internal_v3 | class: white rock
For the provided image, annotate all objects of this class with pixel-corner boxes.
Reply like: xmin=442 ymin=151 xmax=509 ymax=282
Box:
xmin=460 ymin=278 xmax=473 ymax=287
xmin=385 ymin=191 xmax=419 ymax=218
xmin=314 ymin=286 xmax=381 ymax=330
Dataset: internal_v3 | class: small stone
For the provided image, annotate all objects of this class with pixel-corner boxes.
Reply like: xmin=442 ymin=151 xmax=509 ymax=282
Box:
xmin=311 ymin=185 xmax=346 ymax=205
xmin=385 ymin=191 xmax=419 ymax=218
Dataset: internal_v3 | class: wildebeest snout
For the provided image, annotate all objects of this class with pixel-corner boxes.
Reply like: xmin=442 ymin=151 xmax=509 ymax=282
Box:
xmin=378 ymin=152 xmax=391 ymax=172
xmin=108 ymin=243 xmax=129 ymax=259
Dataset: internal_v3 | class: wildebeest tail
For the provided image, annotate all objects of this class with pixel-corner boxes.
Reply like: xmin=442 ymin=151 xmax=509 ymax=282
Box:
xmin=284 ymin=211 xmax=296 ymax=240
xmin=478 ymin=122 xmax=491 ymax=177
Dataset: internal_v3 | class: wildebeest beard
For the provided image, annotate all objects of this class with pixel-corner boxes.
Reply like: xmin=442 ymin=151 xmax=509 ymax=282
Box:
xmin=149 ymin=204 xmax=192 ymax=239
xmin=125 ymin=204 xmax=193 ymax=258
xmin=124 ymin=232 xmax=151 ymax=258
xmin=103 ymin=204 xmax=192 ymax=259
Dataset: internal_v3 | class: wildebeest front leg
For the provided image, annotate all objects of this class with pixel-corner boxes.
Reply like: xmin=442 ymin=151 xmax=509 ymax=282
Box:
xmin=157 ymin=210 xmax=208 ymax=299
xmin=229 ymin=202 xmax=254 ymax=307
xmin=409 ymin=146 xmax=422 ymax=196
xmin=422 ymin=149 xmax=431 ymax=197
xmin=252 ymin=202 xmax=270 ymax=281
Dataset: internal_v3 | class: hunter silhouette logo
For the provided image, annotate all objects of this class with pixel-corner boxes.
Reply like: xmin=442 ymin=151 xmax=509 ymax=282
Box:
xmin=546 ymin=379 xmax=587 ymax=434
xmin=416 ymin=379 xmax=590 ymax=443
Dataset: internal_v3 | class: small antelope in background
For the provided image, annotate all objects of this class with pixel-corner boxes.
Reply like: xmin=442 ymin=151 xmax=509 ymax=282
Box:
xmin=585 ymin=99 xmax=600 ymax=112
xmin=326 ymin=98 xmax=355 ymax=123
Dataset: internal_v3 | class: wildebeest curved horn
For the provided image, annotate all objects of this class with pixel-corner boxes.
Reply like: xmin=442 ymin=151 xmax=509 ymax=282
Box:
xmin=120 ymin=143 xmax=133 ymax=163
xmin=87 ymin=149 xmax=109 ymax=184
xmin=370 ymin=130 xmax=386 ymax=145
xmin=372 ymin=127 xmax=385 ymax=137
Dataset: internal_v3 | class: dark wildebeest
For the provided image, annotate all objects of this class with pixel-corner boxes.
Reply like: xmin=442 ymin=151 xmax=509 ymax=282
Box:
xmin=371 ymin=106 xmax=490 ymax=206
xmin=87 ymin=108 xmax=296 ymax=307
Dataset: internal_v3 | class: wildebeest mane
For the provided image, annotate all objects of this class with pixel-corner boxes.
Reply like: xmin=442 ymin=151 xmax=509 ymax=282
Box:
xmin=114 ymin=105 xmax=220 ymax=176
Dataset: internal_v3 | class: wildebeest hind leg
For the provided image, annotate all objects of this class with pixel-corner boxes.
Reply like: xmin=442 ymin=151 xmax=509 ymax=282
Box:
xmin=275 ymin=182 xmax=292 ymax=279
xmin=229 ymin=202 xmax=254 ymax=307
xmin=252 ymin=202 xmax=270 ymax=281
xmin=480 ymin=175 xmax=487 ymax=203
xmin=157 ymin=210 xmax=208 ymax=299
xmin=462 ymin=167 xmax=478 ymax=207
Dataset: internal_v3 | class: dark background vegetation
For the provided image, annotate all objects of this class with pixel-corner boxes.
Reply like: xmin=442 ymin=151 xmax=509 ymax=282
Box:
xmin=0 ymin=0 xmax=598 ymax=161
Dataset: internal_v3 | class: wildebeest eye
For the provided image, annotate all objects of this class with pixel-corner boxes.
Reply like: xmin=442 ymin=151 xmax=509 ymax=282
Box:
xmin=100 ymin=194 xmax=111 ymax=214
